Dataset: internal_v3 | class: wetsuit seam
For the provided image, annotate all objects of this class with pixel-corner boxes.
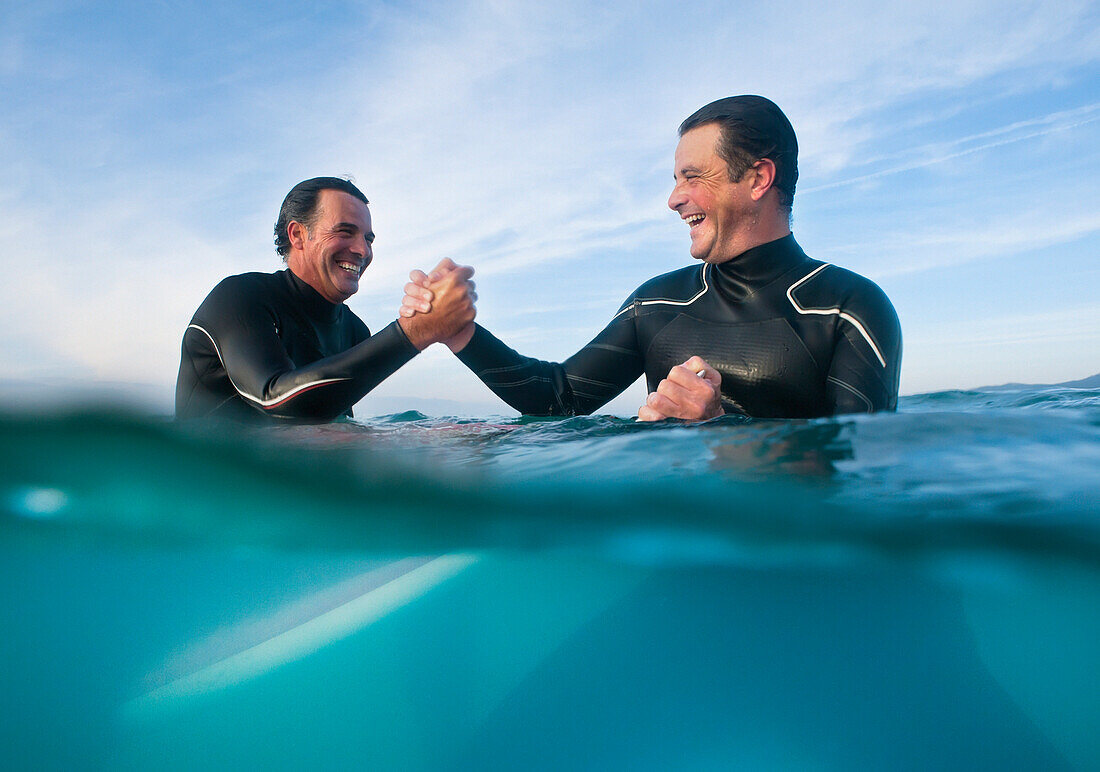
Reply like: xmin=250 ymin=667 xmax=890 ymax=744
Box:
xmin=639 ymin=313 xmax=693 ymax=369
xmin=570 ymin=389 xmax=607 ymax=400
xmin=614 ymin=264 xmax=710 ymax=319
xmin=388 ymin=318 xmax=420 ymax=357
xmin=764 ymin=262 xmax=816 ymax=295
xmin=786 ymin=265 xmax=888 ymax=368
xmin=587 ymin=343 xmax=636 ymax=355
xmin=566 ymin=374 xmax=617 ymax=388
xmin=827 ymin=376 xmax=873 ymax=412
xmin=477 ymin=363 xmax=530 ymax=375
xmin=178 ymin=349 xmax=204 ymax=416
xmin=489 ymin=375 xmax=553 ymax=387
xmin=208 ymin=394 xmax=242 ymax=414
xmin=186 ymin=323 xmax=352 ymax=410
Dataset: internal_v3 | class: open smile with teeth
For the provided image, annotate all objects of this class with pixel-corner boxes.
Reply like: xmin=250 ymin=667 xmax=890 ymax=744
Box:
xmin=337 ymin=261 xmax=363 ymax=275
xmin=685 ymin=213 xmax=705 ymax=227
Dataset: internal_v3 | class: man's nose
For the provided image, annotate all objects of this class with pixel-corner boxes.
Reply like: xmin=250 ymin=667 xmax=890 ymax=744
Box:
xmin=668 ymin=183 xmax=686 ymax=211
xmin=352 ymin=237 xmax=373 ymax=269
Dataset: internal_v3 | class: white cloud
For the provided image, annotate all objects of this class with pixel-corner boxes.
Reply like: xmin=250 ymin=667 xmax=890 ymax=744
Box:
xmin=0 ymin=185 xmax=256 ymax=385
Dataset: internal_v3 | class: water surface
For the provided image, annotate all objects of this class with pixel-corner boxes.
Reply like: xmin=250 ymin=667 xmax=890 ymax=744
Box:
xmin=2 ymin=386 xmax=1098 ymax=769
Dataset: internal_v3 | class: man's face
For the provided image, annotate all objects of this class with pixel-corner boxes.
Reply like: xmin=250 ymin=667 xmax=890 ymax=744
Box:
xmin=287 ymin=189 xmax=374 ymax=304
xmin=667 ymin=123 xmax=758 ymax=263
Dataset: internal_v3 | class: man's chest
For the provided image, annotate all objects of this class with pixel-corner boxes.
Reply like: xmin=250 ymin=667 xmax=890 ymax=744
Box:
xmin=639 ymin=310 xmax=836 ymax=418
xmin=274 ymin=312 xmax=356 ymax=365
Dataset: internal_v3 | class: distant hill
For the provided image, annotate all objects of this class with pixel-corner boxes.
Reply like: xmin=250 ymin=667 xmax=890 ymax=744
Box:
xmin=980 ymin=373 xmax=1100 ymax=391
xmin=355 ymin=394 xmax=512 ymax=418
xmin=0 ymin=377 xmax=172 ymax=412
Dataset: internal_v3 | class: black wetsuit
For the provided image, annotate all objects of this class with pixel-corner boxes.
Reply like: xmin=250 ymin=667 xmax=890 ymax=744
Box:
xmin=175 ymin=269 xmax=418 ymax=422
xmin=457 ymin=235 xmax=901 ymax=418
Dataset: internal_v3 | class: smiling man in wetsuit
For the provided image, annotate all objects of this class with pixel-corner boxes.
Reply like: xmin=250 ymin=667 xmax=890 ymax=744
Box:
xmin=402 ymin=96 xmax=901 ymax=420
xmin=175 ymin=177 xmax=476 ymax=422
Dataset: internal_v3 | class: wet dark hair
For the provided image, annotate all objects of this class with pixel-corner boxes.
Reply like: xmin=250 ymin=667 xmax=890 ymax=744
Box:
xmin=274 ymin=177 xmax=369 ymax=258
xmin=679 ymin=96 xmax=798 ymax=209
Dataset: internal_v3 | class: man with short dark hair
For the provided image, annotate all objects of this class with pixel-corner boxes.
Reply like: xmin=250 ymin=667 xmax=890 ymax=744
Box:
xmin=175 ymin=177 xmax=475 ymax=422
xmin=403 ymin=96 xmax=901 ymax=419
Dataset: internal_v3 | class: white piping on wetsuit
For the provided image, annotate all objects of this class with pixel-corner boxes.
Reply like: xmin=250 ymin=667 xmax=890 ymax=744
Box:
xmin=785 ymin=265 xmax=887 ymax=368
xmin=827 ymin=376 xmax=874 ymax=412
xmin=611 ymin=264 xmax=711 ymax=320
xmin=186 ymin=324 xmax=350 ymax=409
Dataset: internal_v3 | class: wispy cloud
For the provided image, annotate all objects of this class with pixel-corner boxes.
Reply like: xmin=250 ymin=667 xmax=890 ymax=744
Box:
xmin=821 ymin=208 xmax=1100 ymax=280
xmin=803 ymin=104 xmax=1100 ymax=195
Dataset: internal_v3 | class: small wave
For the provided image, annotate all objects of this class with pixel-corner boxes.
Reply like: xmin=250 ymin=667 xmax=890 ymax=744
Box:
xmin=903 ymin=387 xmax=1100 ymax=411
xmin=2 ymin=402 xmax=1098 ymax=568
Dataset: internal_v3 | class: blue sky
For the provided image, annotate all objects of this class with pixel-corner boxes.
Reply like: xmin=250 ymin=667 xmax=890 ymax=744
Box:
xmin=2 ymin=0 xmax=1097 ymax=416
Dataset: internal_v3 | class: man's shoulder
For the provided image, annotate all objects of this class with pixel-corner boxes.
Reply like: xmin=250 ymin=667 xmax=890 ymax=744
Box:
xmin=209 ymin=269 xmax=283 ymax=294
xmin=608 ymin=264 xmax=703 ymax=317
xmin=201 ymin=270 xmax=285 ymax=306
xmin=789 ymin=260 xmax=901 ymax=351
xmin=630 ymin=264 xmax=705 ymax=302
xmin=789 ymin=261 xmax=894 ymax=315
xmin=191 ymin=270 xmax=287 ymax=327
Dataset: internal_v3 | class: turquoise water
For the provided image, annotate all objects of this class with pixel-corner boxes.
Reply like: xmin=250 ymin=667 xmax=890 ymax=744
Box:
xmin=2 ymin=387 xmax=1099 ymax=769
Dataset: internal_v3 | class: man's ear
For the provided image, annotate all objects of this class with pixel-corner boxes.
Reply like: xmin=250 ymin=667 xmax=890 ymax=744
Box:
xmin=749 ymin=159 xmax=777 ymax=202
xmin=286 ymin=220 xmax=308 ymax=251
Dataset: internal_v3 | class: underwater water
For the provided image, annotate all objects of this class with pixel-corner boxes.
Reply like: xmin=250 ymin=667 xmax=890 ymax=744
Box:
xmin=2 ymin=386 xmax=1099 ymax=769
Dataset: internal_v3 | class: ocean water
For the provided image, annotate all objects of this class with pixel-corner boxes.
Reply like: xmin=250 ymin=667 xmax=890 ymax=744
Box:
xmin=2 ymin=386 xmax=1099 ymax=769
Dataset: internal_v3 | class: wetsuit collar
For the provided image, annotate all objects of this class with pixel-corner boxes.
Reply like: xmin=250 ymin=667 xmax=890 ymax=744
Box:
xmin=711 ymin=234 xmax=809 ymax=302
xmin=283 ymin=269 xmax=343 ymax=323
